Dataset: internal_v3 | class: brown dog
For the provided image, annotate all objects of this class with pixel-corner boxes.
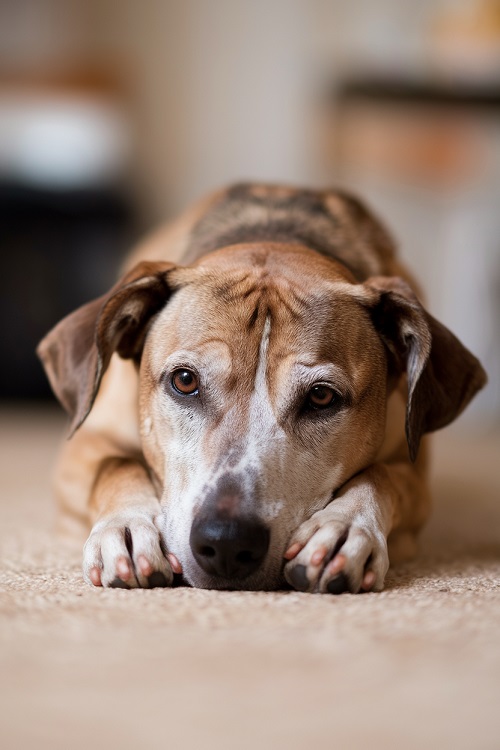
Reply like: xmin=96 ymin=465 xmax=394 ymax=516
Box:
xmin=38 ymin=183 xmax=487 ymax=593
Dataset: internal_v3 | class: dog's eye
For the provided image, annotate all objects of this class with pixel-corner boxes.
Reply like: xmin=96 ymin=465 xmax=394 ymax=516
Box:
xmin=306 ymin=384 xmax=336 ymax=410
xmin=171 ymin=369 xmax=199 ymax=396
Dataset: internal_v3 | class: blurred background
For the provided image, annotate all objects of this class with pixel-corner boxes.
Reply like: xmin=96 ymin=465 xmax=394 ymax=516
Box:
xmin=1 ymin=0 xmax=499 ymax=423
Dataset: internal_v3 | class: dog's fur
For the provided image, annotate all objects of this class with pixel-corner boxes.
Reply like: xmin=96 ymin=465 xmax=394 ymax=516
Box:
xmin=38 ymin=183 xmax=487 ymax=593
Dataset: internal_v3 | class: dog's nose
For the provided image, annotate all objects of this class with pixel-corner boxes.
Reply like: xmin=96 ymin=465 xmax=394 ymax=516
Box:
xmin=190 ymin=514 xmax=270 ymax=580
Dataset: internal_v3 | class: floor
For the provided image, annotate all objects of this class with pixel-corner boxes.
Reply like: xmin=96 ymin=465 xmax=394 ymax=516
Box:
xmin=0 ymin=404 xmax=499 ymax=749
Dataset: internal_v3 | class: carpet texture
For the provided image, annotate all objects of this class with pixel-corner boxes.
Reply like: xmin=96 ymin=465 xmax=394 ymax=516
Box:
xmin=1 ymin=405 xmax=499 ymax=749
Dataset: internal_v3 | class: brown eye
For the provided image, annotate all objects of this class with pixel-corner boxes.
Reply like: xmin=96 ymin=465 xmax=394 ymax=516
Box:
xmin=307 ymin=384 xmax=336 ymax=410
xmin=171 ymin=369 xmax=199 ymax=395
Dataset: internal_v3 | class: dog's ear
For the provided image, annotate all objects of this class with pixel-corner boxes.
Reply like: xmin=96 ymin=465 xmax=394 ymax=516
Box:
xmin=37 ymin=261 xmax=175 ymax=435
xmin=358 ymin=276 xmax=487 ymax=461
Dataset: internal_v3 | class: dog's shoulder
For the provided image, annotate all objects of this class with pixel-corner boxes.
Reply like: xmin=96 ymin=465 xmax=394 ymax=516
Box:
xmin=128 ymin=182 xmax=415 ymax=288
xmin=181 ymin=182 xmax=398 ymax=280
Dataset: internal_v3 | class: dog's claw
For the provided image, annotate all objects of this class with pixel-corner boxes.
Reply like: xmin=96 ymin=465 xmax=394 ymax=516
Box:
xmin=283 ymin=542 xmax=303 ymax=560
xmin=89 ymin=567 xmax=102 ymax=587
xmin=167 ymin=553 xmax=183 ymax=574
xmin=137 ymin=554 xmax=153 ymax=577
xmin=116 ymin=556 xmax=132 ymax=581
xmin=361 ymin=570 xmax=376 ymax=591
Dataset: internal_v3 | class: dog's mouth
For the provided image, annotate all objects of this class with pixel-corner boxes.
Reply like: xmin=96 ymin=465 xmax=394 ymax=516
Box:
xmin=180 ymin=565 xmax=286 ymax=592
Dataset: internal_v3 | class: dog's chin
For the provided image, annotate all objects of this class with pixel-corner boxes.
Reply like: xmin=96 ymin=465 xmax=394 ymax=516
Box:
xmin=182 ymin=561 xmax=285 ymax=592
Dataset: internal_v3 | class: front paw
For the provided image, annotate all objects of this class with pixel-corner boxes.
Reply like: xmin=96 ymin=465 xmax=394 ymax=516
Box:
xmin=283 ymin=509 xmax=389 ymax=595
xmin=83 ymin=511 xmax=180 ymax=589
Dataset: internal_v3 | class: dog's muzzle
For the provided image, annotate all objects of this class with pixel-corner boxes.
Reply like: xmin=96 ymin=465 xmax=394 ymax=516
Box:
xmin=189 ymin=512 xmax=270 ymax=580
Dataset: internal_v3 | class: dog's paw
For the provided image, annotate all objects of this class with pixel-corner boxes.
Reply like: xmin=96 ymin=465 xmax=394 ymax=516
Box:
xmin=283 ymin=508 xmax=389 ymax=595
xmin=83 ymin=511 xmax=180 ymax=588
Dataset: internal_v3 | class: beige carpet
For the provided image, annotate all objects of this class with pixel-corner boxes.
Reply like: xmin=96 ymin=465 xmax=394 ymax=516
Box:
xmin=1 ymin=405 xmax=499 ymax=750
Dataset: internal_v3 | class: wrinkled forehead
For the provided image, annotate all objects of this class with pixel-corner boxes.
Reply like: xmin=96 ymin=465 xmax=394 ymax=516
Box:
xmin=145 ymin=247 xmax=378 ymax=381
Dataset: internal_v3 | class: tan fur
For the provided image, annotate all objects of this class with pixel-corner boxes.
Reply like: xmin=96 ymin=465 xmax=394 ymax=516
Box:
xmin=38 ymin=183 xmax=486 ymax=592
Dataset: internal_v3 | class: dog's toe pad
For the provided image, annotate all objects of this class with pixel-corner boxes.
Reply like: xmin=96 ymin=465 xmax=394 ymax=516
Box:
xmin=286 ymin=564 xmax=310 ymax=592
xmin=326 ymin=572 xmax=349 ymax=595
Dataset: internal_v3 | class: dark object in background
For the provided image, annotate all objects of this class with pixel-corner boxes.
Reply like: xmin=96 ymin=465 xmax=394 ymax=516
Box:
xmin=0 ymin=182 xmax=135 ymax=399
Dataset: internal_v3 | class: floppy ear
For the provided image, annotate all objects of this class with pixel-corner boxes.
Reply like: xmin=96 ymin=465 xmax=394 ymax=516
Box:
xmin=37 ymin=260 xmax=175 ymax=436
xmin=360 ymin=276 xmax=487 ymax=461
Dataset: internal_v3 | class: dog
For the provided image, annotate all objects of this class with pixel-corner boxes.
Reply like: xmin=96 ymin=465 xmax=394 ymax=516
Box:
xmin=37 ymin=183 xmax=487 ymax=594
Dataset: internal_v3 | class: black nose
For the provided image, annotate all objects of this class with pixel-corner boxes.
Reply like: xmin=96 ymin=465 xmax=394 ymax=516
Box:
xmin=190 ymin=514 xmax=270 ymax=580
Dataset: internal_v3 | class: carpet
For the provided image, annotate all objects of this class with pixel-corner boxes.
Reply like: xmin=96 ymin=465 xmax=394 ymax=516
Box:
xmin=1 ymin=405 xmax=499 ymax=749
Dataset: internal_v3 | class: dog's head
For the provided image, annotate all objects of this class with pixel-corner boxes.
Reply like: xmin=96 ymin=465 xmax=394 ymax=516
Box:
xmin=38 ymin=243 xmax=486 ymax=589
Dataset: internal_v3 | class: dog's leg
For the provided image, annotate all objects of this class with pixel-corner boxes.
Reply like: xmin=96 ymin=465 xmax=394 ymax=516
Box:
xmin=284 ymin=461 xmax=430 ymax=594
xmin=49 ymin=356 xmax=178 ymax=588
xmin=82 ymin=456 xmax=178 ymax=589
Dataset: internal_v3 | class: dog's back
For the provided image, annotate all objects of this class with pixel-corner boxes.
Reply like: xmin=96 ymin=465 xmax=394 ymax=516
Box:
xmin=132 ymin=183 xmax=413 ymax=284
